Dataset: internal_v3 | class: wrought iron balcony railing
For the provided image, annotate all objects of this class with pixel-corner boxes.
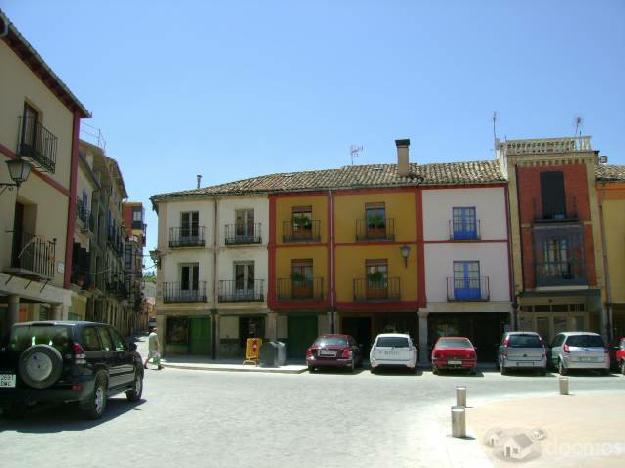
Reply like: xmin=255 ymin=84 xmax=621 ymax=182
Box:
xmin=277 ymin=277 xmax=324 ymax=301
xmin=353 ymin=277 xmax=401 ymax=302
xmin=169 ymin=226 xmax=206 ymax=248
xmin=162 ymin=281 xmax=208 ymax=303
xmin=224 ymin=223 xmax=262 ymax=245
xmin=283 ymin=220 xmax=321 ymax=243
xmin=218 ymin=279 xmax=264 ymax=302
xmin=8 ymin=233 xmax=56 ymax=280
xmin=356 ymin=218 xmax=395 ymax=241
xmin=535 ymin=260 xmax=586 ymax=287
xmin=533 ymin=196 xmax=578 ymax=223
xmin=449 ymin=219 xmax=481 ymax=240
xmin=447 ymin=276 xmax=490 ymax=301
xmin=18 ymin=115 xmax=58 ymax=173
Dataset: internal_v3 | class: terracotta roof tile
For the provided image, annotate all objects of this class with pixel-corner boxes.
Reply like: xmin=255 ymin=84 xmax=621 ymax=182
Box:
xmin=596 ymin=164 xmax=625 ymax=182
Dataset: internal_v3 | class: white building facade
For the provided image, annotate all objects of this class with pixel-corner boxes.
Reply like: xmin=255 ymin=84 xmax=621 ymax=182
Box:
xmin=418 ymin=185 xmax=512 ymax=363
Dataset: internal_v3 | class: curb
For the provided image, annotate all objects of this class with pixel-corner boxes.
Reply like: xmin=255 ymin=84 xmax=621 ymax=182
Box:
xmin=161 ymin=363 xmax=308 ymax=374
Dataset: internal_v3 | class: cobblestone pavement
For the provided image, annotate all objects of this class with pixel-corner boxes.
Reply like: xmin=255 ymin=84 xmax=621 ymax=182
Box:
xmin=1 ymin=337 xmax=623 ymax=468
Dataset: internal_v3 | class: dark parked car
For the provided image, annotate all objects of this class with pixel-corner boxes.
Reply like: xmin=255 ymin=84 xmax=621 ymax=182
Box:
xmin=306 ymin=334 xmax=363 ymax=372
xmin=0 ymin=321 xmax=144 ymax=419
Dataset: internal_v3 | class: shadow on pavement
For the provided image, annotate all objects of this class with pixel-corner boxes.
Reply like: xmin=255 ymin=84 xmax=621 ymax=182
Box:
xmin=371 ymin=368 xmax=423 ymax=376
xmin=0 ymin=397 xmax=146 ymax=434
xmin=309 ymin=367 xmax=369 ymax=375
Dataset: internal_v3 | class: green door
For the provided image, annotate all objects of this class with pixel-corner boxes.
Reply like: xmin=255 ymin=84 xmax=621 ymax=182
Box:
xmin=190 ymin=316 xmax=212 ymax=355
xmin=287 ymin=315 xmax=318 ymax=359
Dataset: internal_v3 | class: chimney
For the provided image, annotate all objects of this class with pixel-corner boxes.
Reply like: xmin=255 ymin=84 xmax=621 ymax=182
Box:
xmin=196 ymin=174 xmax=202 ymax=189
xmin=395 ymin=139 xmax=410 ymax=177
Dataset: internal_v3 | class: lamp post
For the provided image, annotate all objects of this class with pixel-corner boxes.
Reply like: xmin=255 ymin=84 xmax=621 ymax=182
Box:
xmin=400 ymin=244 xmax=411 ymax=268
xmin=0 ymin=158 xmax=32 ymax=195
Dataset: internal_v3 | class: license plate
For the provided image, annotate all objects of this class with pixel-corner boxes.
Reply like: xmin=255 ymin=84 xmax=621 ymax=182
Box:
xmin=516 ymin=362 xmax=533 ymax=366
xmin=383 ymin=350 xmax=399 ymax=356
xmin=448 ymin=360 xmax=462 ymax=365
xmin=319 ymin=350 xmax=336 ymax=357
xmin=0 ymin=374 xmax=16 ymax=388
xmin=580 ymin=356 xmax=597 ymax=362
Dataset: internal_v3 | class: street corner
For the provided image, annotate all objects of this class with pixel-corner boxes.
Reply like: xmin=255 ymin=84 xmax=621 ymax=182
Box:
xmin=468 ymin=393 xmax=625 ymax=467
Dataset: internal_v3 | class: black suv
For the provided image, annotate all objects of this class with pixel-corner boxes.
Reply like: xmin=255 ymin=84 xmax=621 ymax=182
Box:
xmin=0 ymin=321 xmax=143 ymax=419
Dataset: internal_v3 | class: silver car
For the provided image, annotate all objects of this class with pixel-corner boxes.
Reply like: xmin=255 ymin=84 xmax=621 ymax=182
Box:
xmin=549 ymin=332 xmax=610 ymax=375
xmin=498 ymin=332 xmax=547 ymax=375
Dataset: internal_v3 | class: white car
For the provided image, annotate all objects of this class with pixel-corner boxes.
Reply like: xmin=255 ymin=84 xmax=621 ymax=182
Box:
xmin=370 ymin=333 xmax=418 ymax=373
xmin=549 ymin=332 xmax=610 ymax=375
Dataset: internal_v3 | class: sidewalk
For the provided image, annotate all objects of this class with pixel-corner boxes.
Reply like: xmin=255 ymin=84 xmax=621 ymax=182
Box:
xmin=132 ymin=335 xmax=308 ymax=374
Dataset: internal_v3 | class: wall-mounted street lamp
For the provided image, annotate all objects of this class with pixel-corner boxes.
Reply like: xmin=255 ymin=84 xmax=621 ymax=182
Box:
xmin=0 ymin=158 xmax=32 ymax=195
xmin=400 ymin=244 xmax=411 ymax=268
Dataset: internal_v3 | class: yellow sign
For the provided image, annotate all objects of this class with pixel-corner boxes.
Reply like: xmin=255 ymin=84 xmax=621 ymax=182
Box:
xmin=243 ymin=338 xmax=262 ymax=365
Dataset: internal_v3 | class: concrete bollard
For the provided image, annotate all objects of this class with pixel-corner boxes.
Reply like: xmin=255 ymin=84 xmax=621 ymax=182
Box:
xmin=559 ymin=376 xmax=569 ymax=395
xmin=451 ymin=405 xmax=466 ymax=438
xmin=456 ymin=385 xmax=467 ymax=407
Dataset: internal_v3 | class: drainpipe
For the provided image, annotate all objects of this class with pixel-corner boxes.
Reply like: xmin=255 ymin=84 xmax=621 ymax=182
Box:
xmin=328 ymin=189 xmax=335 ymax=332
xmin=598 ymin=193 xmax=613 ymax=340
xmin=211 ymin=195 xmax=218 ymax=359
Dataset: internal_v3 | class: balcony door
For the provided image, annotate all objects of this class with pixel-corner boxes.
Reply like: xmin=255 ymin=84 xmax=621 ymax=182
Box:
xmin=291 ymin=259 xmax=313 ymax=299
xmin=235 ymin=209 xmax=254 ymax=240
xmin=542 ymin=238 xmax=570 ymax=279
xmin=366 ymin=259 xmax=388 ymax=300
xmin=540 ymin=171 xmax=566 ymax=220
xmin=365 ymin=202 xmax=386 ymax=239
xmin=453 ymin=261 xmax=480 ymax=300
xmin=234 ymin=262 xmax=255 ymax=300
xmin=291 ymin=206 xmax=312 ymax=240
xmin=452 ymin=207 xmax=477 ymax=240
xmin=180 ymin=211 xmax=199 ymax=240
xmin=180 ymin=263 xmax=199 ymax=300
xmin=21 ymin=103 xmax=39 ymax=153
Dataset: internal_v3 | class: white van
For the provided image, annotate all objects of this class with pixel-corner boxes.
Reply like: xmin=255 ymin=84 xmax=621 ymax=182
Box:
xmin=370 ymin=333 xmax=418 ymax=373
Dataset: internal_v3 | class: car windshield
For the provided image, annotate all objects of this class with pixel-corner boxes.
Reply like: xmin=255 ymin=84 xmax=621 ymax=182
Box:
xmin=9 ymin=324 xmax=72 ymax=354
xmin=566 ymin=335 xmax=604 ymax=348
xmin=436 ymin=338 xmax=472 ymax=349
xmin=376 ymin=337 xmax=410 ymax=348
xmin=313 ymin=337 xmax=348 ymax=347
xmin=508 ymin=334 xmax=543 ymax=348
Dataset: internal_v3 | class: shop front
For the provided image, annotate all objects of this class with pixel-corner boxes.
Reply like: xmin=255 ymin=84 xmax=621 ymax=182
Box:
xmin=164 ymin=314 xmax=213 ymax=355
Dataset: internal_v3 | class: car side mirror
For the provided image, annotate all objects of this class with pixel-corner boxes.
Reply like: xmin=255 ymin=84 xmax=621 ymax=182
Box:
xmin=128 ymin=342 xmax=137 ymax=351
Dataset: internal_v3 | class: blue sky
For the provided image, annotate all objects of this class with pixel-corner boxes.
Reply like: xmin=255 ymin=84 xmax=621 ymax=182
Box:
xmin=3 ymin=1 xmax=624 ymax=264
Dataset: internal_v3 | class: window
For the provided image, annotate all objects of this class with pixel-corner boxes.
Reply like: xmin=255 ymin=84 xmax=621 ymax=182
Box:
xmin=365 ymin=202 xmax=386 ymax=235
xmin=375 ymin=336 xmax=410 ymax=348
xmin=181 ymin=211 xmax=199 ymax=238
xmin=453 ymin=261 xmax=481 ymax=300
xmin=540 ymin=171 xmax=566 ymax=219
xmin=313 ymin=336 xmax=348 ymax=347
xmin=234 ymin=262 xmax=255 ymax=295
xmin=292 ymin=206 xmax=312 ymax=233
xmin=82 ymin=327 xmax=101 ymax=351
xmin=108 ymin=327 xmax=126 ymax=351
xmin=566 ymin=335 xmax=604 ymax=348
xmin=291 ymin=259 xmax=313 ymax=298
xmin=21 ymin=103 xmax=39 ymax=149
xmin=508 ymin=334 xmax=543 ymax=348
xmin=235 ymin=209 xmax=254 ymax=238
xmin=366 ymin=259 xmax=388 ymax=299
xmin=132 ymin=209 xmax=143 ymax=222
xmin=180 ymin=264 xmax=199 ymax=291
xmin=452 ymin=207 xmax=477 ymax=240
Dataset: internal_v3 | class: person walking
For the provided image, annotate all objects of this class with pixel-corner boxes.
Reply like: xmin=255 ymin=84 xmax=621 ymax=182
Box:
xmin=144 ymin=326 xmax=163 ymax=370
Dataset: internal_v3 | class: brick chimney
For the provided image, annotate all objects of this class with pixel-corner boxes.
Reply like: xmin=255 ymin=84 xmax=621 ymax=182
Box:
xmin=395 ymin=139 xmax=410 ymax=177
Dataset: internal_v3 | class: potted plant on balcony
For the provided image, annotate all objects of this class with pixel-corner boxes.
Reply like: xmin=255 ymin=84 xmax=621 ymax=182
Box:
xmin=366 ymin=213 xmax=386 ymax=239
xmin=292 ymin=214 xmax=313 ymax=240
xmin=291 ymin=271 xmax=312 ymax=299
xmin=366 ymin=271 xmax=387 ymax=300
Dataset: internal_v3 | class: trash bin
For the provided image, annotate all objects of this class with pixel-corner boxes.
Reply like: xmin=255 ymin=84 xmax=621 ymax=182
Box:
xmin=276 ymin=341 xmax=287 ymax=366
xmin=259 ymin=342 xmax=278 ymax=368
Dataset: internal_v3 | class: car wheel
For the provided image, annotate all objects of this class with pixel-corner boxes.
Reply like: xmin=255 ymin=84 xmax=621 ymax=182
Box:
xmin=18 ymin=345 xmax=63 ymax=390
xmin=558 ymin=359 xmax=567 ymax=376
xmin=539 ymin=368 xmax=546 ymax=376
xmin=621 ymin=360 xmax=625 ymax=376
xmin=308 ymin=366 xmax=315 ymax=373
xmin=126 ymin=367 xmax=143 ymax=402
xmin=370 ymin=367 xmax=376 ymax=375
xmin=349 ymin=360 xmax=355 ymax=373
xmin=500 ymin=362 xmax=506 ymax=375
xmin=432 ymin=367 xmax=438 ymax=375
xmin=81 ymin=373 xmax=108 ymax=419
xmin=601 ymin=368 xmax=610 ymax=376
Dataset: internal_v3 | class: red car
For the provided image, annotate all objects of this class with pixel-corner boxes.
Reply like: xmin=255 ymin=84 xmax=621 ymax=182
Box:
xmin=306 ymin=334 xmax=363 ymax=373
xmin=431 ymin=337 xmax=477 ymax=374
xmin=608 ymin=337 xmax=625 ymax=374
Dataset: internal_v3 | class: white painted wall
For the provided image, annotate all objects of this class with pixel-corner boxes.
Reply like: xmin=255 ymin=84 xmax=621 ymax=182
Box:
xmin=216 ymin=196 xmax=269 ymax=247
xmin=422 ymin=187 xmax=507 ymax=241
xmin=164 ymin=199 xmax=215 ymax=247
xmin=424 ymin=243 xmax=510 ymax=303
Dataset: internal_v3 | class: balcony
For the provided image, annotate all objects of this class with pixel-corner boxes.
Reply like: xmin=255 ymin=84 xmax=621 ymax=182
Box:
xmin=353 ymin=277 xmax=401 ymax=302
xmin=76 ymin=200 xmax=94 ymax=232
xmin=535 ymin=260 xmax=586 ymax=287
xmin=18 ymin=115 xmax=58 ymax=173
xmin=218 ymin=279 xmax=264 ymax=303
xmin=224 ymin=223 xmax=262 ymax=245
xmin=6 ymin=233 xmax=56 ymax=280
xmin=169 ymin=226 xmax=206 ymax=248
xmin=283 ymin=220 xmax=321 ymax=243
xmin=277 ymin=277 xmax=324 ymax=301
xmin=163 ymin=281 xmax=208 ymax=303
xmin=533 ymin=197 xmax=578 ymax=223
xmin=106 ymin=279 xmax=129 ymax=299
xmin=356 ymin=218 xmax=395 ymax=242
xmin=450 ymin=219 xmax=481 ymax=240
xmin=447 ymin=276 xmax=490 ymax=301
xmin=500 ymin=136 xmax=592 ymax=155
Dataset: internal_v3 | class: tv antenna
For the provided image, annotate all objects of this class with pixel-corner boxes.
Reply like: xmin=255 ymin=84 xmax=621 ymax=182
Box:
xmin=350 ymin=145 xmax=363 ymax=165
xmin=574 ymin=116 xmax=583 ymax=136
